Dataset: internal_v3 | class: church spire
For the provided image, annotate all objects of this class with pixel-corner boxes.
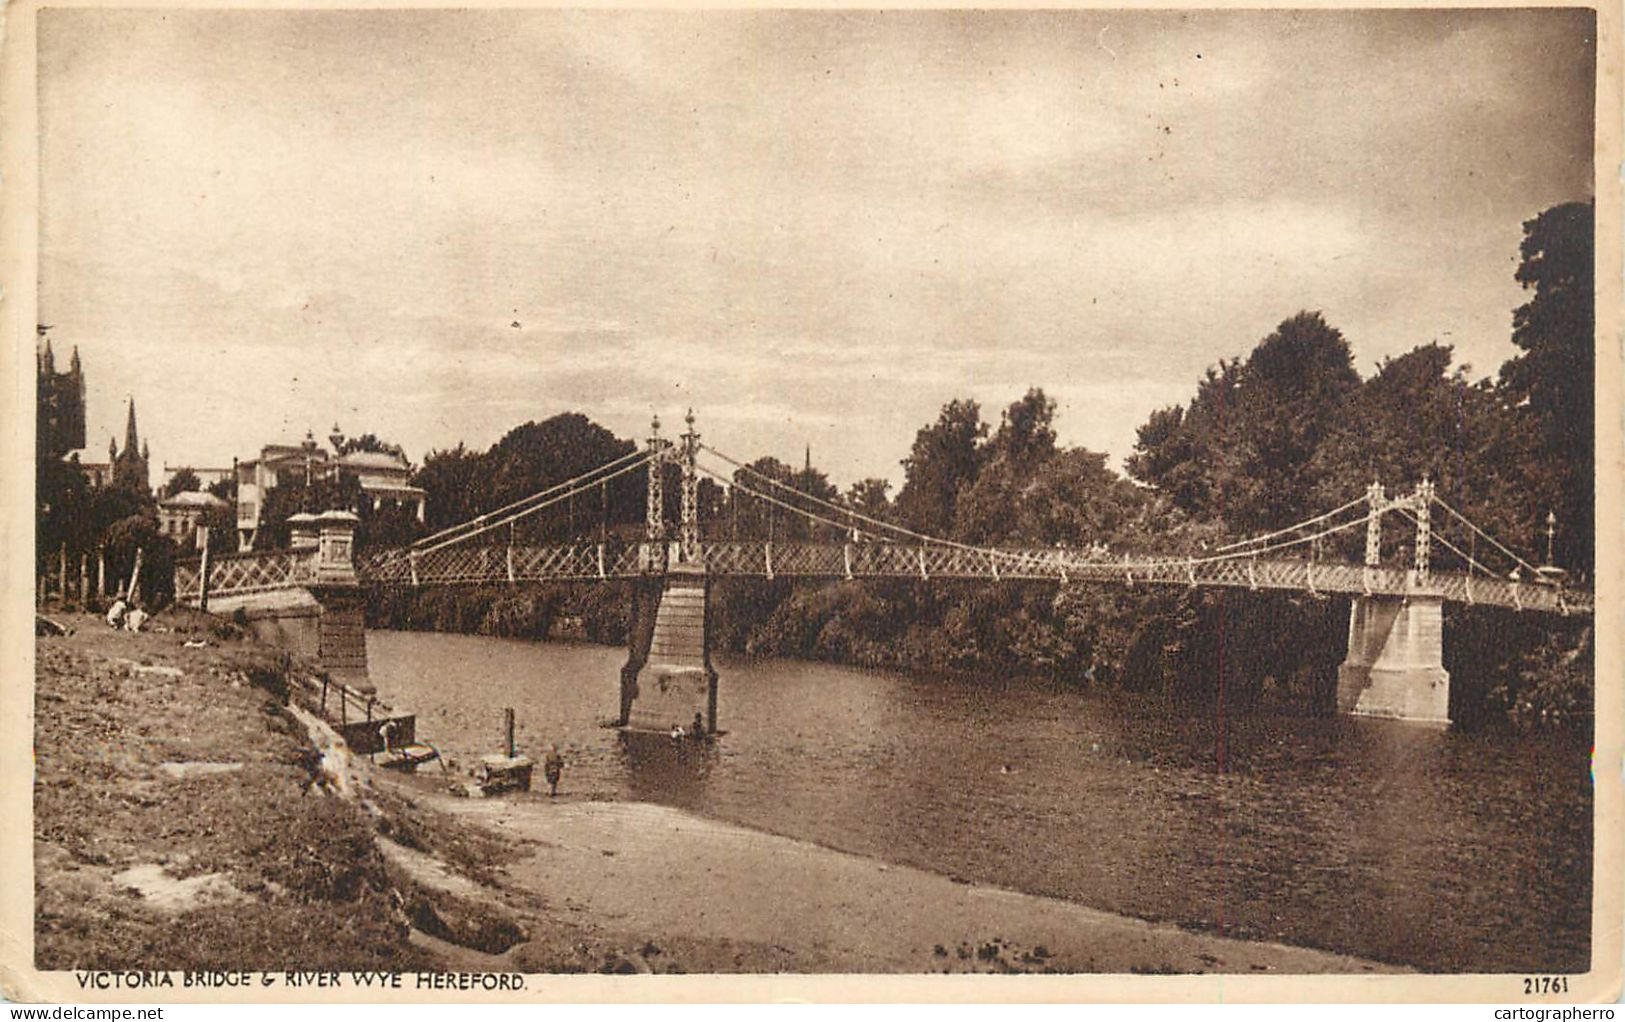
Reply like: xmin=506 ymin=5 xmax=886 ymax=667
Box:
xmin=124 ymin=398 xmax=140 ymax=454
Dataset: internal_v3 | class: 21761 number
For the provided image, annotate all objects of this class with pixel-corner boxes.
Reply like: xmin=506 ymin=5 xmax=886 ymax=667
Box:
xmin=1524 ymin=976 xmax=1570 ymax=996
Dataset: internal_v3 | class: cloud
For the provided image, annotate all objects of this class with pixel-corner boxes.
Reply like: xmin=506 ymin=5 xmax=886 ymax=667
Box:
xmin=38 ymin=9 xmax=1594 ymax=487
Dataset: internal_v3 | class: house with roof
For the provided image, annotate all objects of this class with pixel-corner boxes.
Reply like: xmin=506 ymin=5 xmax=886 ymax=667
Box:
xmin=158 ymin=490 xmax=230 ymax=548
xmin=233 ymin=428 xmax=425 ymax=550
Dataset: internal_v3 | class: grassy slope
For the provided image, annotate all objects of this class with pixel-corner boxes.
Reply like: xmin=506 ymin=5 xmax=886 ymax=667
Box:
xmin=33 ymin=610 xmax=427 ymax=972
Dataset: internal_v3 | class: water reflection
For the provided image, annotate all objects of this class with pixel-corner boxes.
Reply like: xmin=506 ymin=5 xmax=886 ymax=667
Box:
xmin=367 ymin=629 xmax=1591 ymax=972
xmin=619 ymin=731 xmax=717 ymax=803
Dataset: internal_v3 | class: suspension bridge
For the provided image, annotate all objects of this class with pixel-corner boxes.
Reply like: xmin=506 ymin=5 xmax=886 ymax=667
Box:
xmin=174 ymin=411 xmax=1591 ymax=730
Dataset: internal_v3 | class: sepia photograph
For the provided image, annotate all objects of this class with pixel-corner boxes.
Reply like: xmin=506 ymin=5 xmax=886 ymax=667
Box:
xmin=6 ymin=3 xmax=1618 ymax=1002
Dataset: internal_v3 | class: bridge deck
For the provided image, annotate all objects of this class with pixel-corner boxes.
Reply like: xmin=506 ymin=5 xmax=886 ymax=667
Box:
xmin=172 ymin=541 xmax=1588 ymax=616
xmin=269 ymin=541 xmax=1597 ymax=616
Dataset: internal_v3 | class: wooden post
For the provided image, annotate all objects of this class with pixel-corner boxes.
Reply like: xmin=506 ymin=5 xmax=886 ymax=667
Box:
xmin=321 ymin=676 xmax=329 ymax=714
xmin=77 ymin=554 xmax=87 ymax=603
xmin=96 ymin=547 xmax=106 ymax=598
xmin=59 ymin=544 xmax=68 ymax=599
xmin=198 ymin=539 xmax=212 ymax=613
xmin=504 ymin=707 xmax=516 ymax=758
xmin=128 ymin=547 xmax=144 ymax=603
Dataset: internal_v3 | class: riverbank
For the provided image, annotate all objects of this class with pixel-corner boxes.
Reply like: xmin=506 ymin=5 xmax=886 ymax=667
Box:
xmin=31 ymin=608 xmax=1400 ymax=975
xmin=378 ymin=779 xmax=1399 ymax=975
xmin=32 ymin=609 xmax=423 ymax=971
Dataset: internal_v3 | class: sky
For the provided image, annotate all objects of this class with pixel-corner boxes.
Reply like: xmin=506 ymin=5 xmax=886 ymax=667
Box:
xmin=37 ymin=8 xmax=1596 ymax=492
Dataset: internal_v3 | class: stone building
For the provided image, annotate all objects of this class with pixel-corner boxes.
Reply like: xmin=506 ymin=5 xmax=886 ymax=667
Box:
xmin=36 ymin=336 xmax=86 ymax=457
xmin=108 ymin=400 xmax=151 ymax=495
xmin=157 ymin=490 xmax=230 ymax=548
xmin=233 ymin=428 xmax=425 ymax=550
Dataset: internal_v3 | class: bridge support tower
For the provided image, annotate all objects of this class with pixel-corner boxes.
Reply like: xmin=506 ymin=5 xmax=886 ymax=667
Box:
xmin=616 ymin=412 xmax=719 ymax=734
xmin=1336 ymin=480 xmax=1449 ymax=726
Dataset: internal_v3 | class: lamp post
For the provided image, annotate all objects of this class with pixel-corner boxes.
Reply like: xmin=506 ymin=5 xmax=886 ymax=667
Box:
xmin=1545 ymin=511 xmax=1557 ymax=567
xmin=301 ymin=429 xmax=319 ymax=512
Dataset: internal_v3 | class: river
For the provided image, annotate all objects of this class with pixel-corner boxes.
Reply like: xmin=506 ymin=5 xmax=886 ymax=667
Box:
xmin=365 ymin=629 xmax=1592 ymax=973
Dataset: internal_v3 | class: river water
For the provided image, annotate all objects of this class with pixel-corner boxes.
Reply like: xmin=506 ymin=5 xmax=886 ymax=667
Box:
xmin=366 ymin=629 xmax=1592 ymax=973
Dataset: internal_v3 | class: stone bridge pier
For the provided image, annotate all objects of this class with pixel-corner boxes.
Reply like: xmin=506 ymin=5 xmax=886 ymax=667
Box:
xmin=1336 ymin=586 xmax=1450 ymax=726
xmin=617 ymin=553 xmax=718 ymax=734
xmin=210 ymin=510 xmax=371 ymax=692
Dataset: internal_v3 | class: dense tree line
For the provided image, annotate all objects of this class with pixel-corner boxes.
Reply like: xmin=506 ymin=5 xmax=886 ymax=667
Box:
xmin=360 ymin=201 xmax=1595 ymax=723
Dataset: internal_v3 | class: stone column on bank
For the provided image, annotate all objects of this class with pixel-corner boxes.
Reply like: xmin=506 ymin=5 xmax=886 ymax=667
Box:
xmin=310 ymin=510 xmax=371 ymax=693
xmin=287 ymin=512 xmax=320 ymax=552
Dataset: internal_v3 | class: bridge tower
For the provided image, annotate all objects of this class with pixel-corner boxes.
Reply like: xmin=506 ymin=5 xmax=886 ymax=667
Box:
xmin=616 ymin=412 xmax=719 ymax=734
xmin=1336 ymin=479 xmax=1450 ymax=726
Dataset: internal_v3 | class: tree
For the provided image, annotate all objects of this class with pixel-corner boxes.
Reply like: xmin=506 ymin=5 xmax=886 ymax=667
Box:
xmin=482 ymin=415 xmax=639 ymax=540
xmin=1308 ymin=344 xmax=1525 ymax=569
xmin=331 ymin=431 xmax=405 ymax=459
xmin=993 ymin=387 xmax=1058 ymax=464
xmin=954 ymin=389 xmax=1062 ymax=543
xmin=102 ymin=514 xmax=177 ymax=606
xmin=1500 ymin=200 xmax=1595 ymax=571
xmin=207 ymin=475 xmax=237 ymax=502
xmin=1128 ymin=312 xmax=1360 ymax=535
xmin=415 ymin=444 xmax=487 ymax=532
xmin=893 ymin=398 xmax=987 ymax=537
xmin=252 ymin=473 xmax=364 ymax=551
xmin=845 ymin=478 xmax=892 ymax=522
xmin=729 ymin=457 xmax=795 ymax=540
xmin=36 ymin=456 xmax=90 ymax=572
xmin=1127 ymin=360 xmax=1242 ymax=515
xmin=161 ymin=468 xmax=201 ymax=499
xmin=1006 ymin=448 xmax=1151 ymax=549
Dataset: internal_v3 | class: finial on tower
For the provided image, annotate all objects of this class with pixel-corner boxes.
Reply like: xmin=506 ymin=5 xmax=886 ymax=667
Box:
xmin=651 ymin=414 xmax=661 ymax=437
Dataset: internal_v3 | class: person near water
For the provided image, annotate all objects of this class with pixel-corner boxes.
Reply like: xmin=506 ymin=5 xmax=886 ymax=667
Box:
xmin=379 ymin=719 xmax=399 ymax=755
xmin=543 ymin=744 xmax=564 ymax=797
xmin=670 ymin=724 xmax=684 ymax=741
xmin=105 ymin=592 xmax=128 ymax=629
xmin=691 ymin=711 xmax=706 ymax=740
xmin=124 ymin=602 xmax=148 ymax=633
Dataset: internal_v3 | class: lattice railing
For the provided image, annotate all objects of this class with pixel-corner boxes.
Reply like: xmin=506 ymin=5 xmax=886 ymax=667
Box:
xmin=358 ymin=541 xmax=667 ymax=587
xmin=350 ymin=539 xmax=1590 ymax=615
xmin=173 ymin=549 xmax=321 ymax=607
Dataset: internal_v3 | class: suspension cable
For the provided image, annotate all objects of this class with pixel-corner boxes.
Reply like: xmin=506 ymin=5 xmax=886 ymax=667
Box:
xmin=408 ymin=447 xmax=648 ymax=551
xmin=413 ymin=454 xmax=654 ymax=556
xmin=1143 ymin=508 xmax=1375 ymax=570
xmin=696 ymin=464 xmax=874 ymax=541
xmin=699 ymin=445 xmax=993 ymax=554
xmin=708 ymin=459 xmax=1377 ymax=573
xmin=1212 ymin=494 xmax=1368 ymax=552
xmin=1391 ymin=506 xmax=1503 ymax=578
xmin=1429 ymin=496 xmax=1543 ymax=575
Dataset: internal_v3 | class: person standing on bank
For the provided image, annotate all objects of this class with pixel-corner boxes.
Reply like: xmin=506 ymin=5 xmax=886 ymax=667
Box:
xmin=543 ymin=744 xmax=564 ymax=797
